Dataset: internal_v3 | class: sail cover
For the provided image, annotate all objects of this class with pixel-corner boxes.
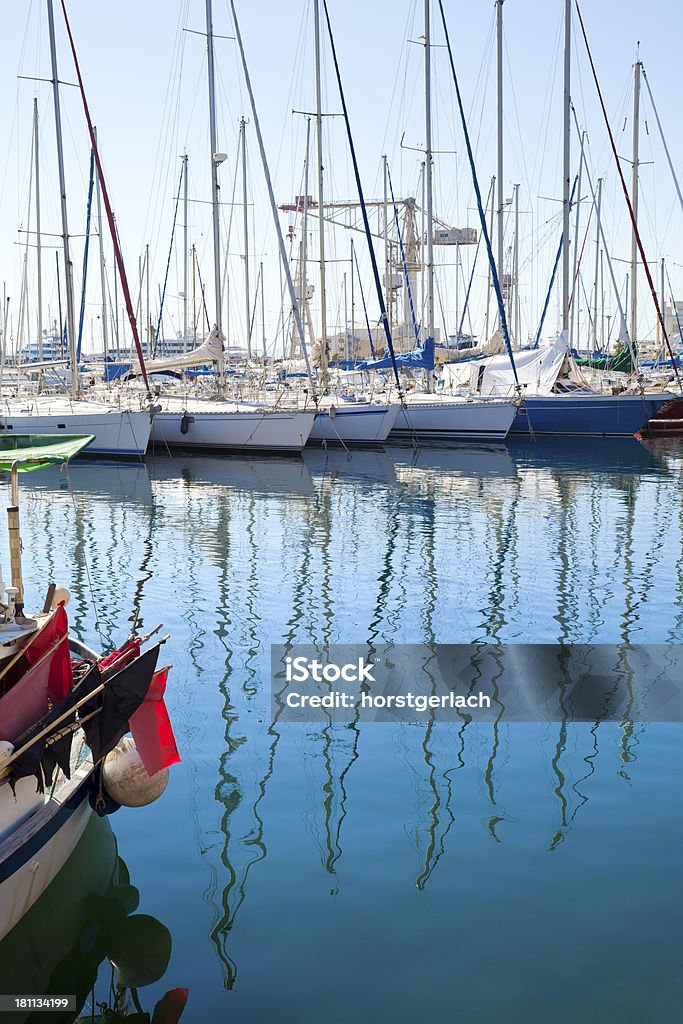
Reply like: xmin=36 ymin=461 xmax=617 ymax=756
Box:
xmin=357 ymin=335 xmax=435 ymax=372
xmin=441 ymin=333 xmax=570 ymax=396
xmin=0 ymin=435 xmax=95 ymax=472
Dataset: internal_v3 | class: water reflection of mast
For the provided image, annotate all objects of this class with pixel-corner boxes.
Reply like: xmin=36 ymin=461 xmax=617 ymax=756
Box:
xmin=413 ymin=488 xmax=455 ymax=890
xmin=616 ymin=475 xmax=643 ymax=779
xmin=313 ymin=480 xmax=346 ymax=880
xmin=476 ymin=477 xmax=522 ymax=843
xmin=209 ymin=484 xmax=255 ymax=989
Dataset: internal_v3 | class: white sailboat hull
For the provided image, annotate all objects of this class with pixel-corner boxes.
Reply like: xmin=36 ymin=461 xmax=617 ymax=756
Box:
xmin=150 ymin=402 xmax=315 ymax=453
xmin=309 ymin=403 xmax=400 ymax=446
xmin=391 ymin=397 xmax=517 ymax=442
xmin=0 ymin=401 xmax=151 ymax=457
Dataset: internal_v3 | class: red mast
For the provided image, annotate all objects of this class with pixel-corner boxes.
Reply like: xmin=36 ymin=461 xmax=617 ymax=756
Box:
xmin=58 ymin=0 xmax=152 ymax=395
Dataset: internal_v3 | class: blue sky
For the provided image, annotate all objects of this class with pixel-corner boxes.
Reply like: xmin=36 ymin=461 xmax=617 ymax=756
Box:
xmin=1 ymin=0 xmax=682 ymax=353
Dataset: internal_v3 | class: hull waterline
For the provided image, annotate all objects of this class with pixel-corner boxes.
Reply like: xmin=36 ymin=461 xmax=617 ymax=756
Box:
xmin=150 ymin=404 xmax=315 ymax=454
xmin=308 ymin=403 xmax=400 ymax=447
xmin=511 ymin=394 xmax=670 ymax=437
xmin=0 ymin=402 xmax=151 ymax=457
xmin=391 ymin=398 xmax=517 ymax=443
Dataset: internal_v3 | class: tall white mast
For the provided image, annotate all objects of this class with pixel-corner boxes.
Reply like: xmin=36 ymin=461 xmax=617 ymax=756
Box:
xmin=241 ymin=117 xmax=251 ymax=359
xmin=570 ymin=130 xmax=586 ymax=349
xmin=513 ymin=182 xmax=520 ymax=347
xmin=205 ymin=0 xmax=225 ymax=388
xmin=313 ymin=0 xmax=328 ymax=384
xmin=592 ymin=177 xmax=602 ymax=351
xmin=33 ymin=98 xmax=43 ymax=363
xmin=47 ymin=0 xmax=79 ymax=396
xmin=145 ymin=242 xmax=150 ymax=355
xmin=383 ymin=154 xmax=390 ymax=335
xmin=94 ymin=126 xmax=109 ymax=361
xmin=302 ymin=118 xmax=313 ymax=351
xmin=561 ymin=0 xmax=571 ymax=334
xmin=659 ymin=257 xmax=665 ymax=350
xmin=630 ymin=57 xmax=642 ymax=352
xmin=496 ymin=0 xmax=504 ymax=300
xmin=424 ymin=0 xmax=434 ymax=386
xmin=182 ymin=152 xmax=189 ymax=351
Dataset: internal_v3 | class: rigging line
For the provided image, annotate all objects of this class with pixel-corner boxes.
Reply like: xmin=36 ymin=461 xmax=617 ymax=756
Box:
xmin=320 ymin=0 xmax=402 ymax=392
xmin=535 ymin=175 xmax=578 ymax=348
xmin=576 ymin=105 xmax=636 ymax=364
xmin=567 ymin=199 xmax=594 ymax=314
xmin=387 ymin=164 xmax=420 ymax=346
xmin=458 ymin=177 xmax=494 ymax=337
xmin=574 ymin=1 xmax=680 ymax=386
xmin=249 ymin=262 xmax=261 ymax=343
xmin=374 ymin=0 xmax=416 ymax=195
xmin=142 ymin=0 xmax=190 ymax=253
xmin=665 ymin=265 xmax=683 ymax=349
xmin=352 ymin=242 xmax=376 ymax=359
xmin=502 ymin=31 xmax=532 ymax=198
xmin=641 ymin=66 xmax=683 ymax=220
xmin=227 ymin=0 xmax=315 ymax=391
xmin=76 ymin=148 xmax=95 ymax=362
xmin=59 ymin=0 xmax=151 ymax=395
xmin=194 ymin=254 xmax=211 ymax=334
xmin=434 ymin=273 xmax=449 ymax=353
xmin=154 ymin=163 xmax=185 ymax=354
xmin=436 ymin=0 xmax=518 ymax=385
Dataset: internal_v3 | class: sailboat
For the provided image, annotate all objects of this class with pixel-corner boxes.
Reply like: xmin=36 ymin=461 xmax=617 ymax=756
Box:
xmin=0 ymin=434 xmax=179 ymax=942
xmin=3 ymin=0 xmax=153 ymax=459
xmin=307 ymin=0 xmax=517 ymax=445
xmin=443 ymin=0 xmax=677 ymax=438
xmin=138 ymin=1 xmax=315 ymax=455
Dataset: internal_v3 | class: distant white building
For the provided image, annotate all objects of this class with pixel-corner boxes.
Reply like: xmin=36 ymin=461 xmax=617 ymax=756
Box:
xmin=664 ymin=301 xmax=683 ymax=343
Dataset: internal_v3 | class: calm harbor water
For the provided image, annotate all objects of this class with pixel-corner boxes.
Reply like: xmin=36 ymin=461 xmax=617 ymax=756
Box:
xmin=5 ymin=437 xmax=683 ymax=1022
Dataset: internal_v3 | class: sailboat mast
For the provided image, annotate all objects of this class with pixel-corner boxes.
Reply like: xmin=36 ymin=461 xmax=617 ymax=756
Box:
xmin=513 ymin=182 xmax=520 ymax=347
xmin=630 ymin=57 xmax=641 ymax=352
xmin=33 ymin=98 xmax=43 ymax=363
xmin=302 ymin=118 xmax=313 ymax=351
xmin=94 ymin=126 xmax=109 ymax=361
xmin=424 ymin=0 xmax=435 ymax=368
xmin=496 ymin=0 xmax=504 ymax=299
xmin=660 ymin=257 xmax=665 ymax=351
xmin=570 ymin=130 xmax=586 ymax=349
xmin=182 ymin=152 xmax=189 ymax=352
xmin=47 ymin=0 xmax=79 ymax=395
xmin=592 ymin=176 xmax=602 ymax=351
xmin=205 ymin=0 xmax=225 ymax=387
xmin=241 ymin=117 xmax=251 ymax=359
xmin=561 ymin=0 xmax=571 ymax=333
xmin=145 ymin=242 xmax=150 ymax=355
xmin=313 ymin=0 xmax=328 ymax=384
xmin=383 ymin=154 xmax=390 ymax=335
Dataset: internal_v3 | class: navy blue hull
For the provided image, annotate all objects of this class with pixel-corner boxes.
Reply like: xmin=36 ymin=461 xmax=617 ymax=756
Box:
xmin=511 ymin=395 xmax=667 ymax=436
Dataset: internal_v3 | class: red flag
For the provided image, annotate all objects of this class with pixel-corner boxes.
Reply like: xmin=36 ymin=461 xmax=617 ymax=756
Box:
xmin=0 ymin=657 xmax=51 ymax=742
xmin=99 ymin=638 xmax=141 ymax=678
xmin=129 ymin=667 xmax=180 ymax=775
xmin=151 ymin=988 xmax=189 ymax=1024
xmin=0 ymin=606 xmax=74 ymax=739
xmin=24 ymin=604 xmax=73 ymax=702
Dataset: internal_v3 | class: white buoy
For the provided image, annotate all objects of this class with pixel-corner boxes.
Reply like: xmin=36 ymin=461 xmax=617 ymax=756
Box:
xmin=101 ymin=737 xmax=169 ymax=808
xmin=51 ymin=585 xmax=70 ymax=608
